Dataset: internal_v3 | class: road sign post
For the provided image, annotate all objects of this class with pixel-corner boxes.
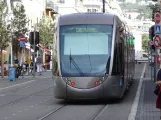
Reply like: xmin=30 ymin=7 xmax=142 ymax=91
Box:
xmin=153 ymin=35 xmax=161 ymax=48
xmin=155 ymin=12 xmax=161 ymax=24
xmin=19 ymin=36 xmax=26 ymax=66
xmin=153 ymin=9 xmax=161 ymax=82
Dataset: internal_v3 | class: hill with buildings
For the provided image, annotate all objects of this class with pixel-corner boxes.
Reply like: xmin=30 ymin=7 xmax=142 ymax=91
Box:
xmin=118 ymin=0 xmax=153 ymax=20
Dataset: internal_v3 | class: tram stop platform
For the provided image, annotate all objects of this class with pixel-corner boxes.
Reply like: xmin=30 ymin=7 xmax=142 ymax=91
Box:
xmin=136 ymin=64 xmax=160 ymax=120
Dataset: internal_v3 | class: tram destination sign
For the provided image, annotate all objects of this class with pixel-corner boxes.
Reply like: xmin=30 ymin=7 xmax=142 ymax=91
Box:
xmin=61 ymin=25 xmax=112 ymax=34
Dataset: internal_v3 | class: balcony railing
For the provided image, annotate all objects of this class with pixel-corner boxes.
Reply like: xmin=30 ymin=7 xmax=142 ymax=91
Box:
xmin=46 ymin=0 xmax=58 ymax=13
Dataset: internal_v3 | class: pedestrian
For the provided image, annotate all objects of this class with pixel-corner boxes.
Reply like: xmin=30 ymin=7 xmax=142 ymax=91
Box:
xmin=4 ymin=61 xmax=8 ymax=76
xmin=155 ymin=68 xmax=161 ymax=119
xmin=36 ymin=54 xmax=42 ymax=75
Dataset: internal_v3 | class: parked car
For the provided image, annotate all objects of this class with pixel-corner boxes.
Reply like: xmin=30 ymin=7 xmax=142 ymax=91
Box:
xmin=135 ymin=51 xmax=151 ymax=64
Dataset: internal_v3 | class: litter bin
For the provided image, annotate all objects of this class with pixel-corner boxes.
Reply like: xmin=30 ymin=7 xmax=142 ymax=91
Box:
xmin=8 ymin=67 xmax=16 ymax=81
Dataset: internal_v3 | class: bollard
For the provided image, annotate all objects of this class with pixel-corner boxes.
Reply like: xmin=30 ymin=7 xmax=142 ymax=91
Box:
xmin=8 ymin=67 xmax=16 ymax=81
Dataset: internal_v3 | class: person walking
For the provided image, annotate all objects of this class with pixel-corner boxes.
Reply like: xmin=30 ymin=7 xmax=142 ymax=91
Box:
xmin=36 ymin=54 xmax=42 ymax=75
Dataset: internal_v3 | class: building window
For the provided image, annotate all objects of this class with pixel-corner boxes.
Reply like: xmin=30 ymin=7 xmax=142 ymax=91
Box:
xmin=58 ymin=0 xmax=65 ymax=3
xmin=87 ymin=9 xmax=91 ymax=12
xmin=92 ymin=9 xmax=96 ymax=12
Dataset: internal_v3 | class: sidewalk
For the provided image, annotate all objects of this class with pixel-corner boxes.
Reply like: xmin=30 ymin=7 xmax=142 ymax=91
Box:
xmin=0 ymin=71 xmax=52 ymax=81
xmin=0 ymin=71 xmax=52 ymax=89
xmin=136 ymin=64 xmax=160 ymax=120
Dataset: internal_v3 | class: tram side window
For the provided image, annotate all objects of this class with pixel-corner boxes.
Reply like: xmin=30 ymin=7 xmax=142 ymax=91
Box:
xmin=112 ymin=44 xmax=120 ymax=75
xmin=112 ymin=27 xmax=121 ymax=75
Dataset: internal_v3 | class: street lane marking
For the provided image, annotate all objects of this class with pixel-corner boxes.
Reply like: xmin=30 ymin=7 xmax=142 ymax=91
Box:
xmin=128 ymin=63 xmax=147 ymax=120
xmin=12 ymin=113 xmax=16 ymax=116
xmin=0 ymin=76 xmax=51 ymax=91
xmin=18 ymin=111 xmax=22 ymax=113
xmin=4 ymin=117 xmax=8 ymax=119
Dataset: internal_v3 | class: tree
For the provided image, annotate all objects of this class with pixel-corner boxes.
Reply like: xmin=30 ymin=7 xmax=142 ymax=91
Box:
xmin=0 ymin=2 xmax=11 ymax=78
xmin=38 ymin=15 xmax=54 ymax=48
xmin=11 ymin=3 xmax=28 ymax=57
xmin=142 ymin=33 xmax=149 ymax=52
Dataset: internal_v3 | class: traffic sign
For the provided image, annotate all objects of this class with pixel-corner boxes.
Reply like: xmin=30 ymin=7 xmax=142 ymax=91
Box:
xmin=19 ymin=36 xmax=26 ymax=42
xmin=20 ymin=41 xmax=26 ymax=47
xmin=153 ymin=35 xmax=161 ymax=48
xmin=155 ymin=25 xmax=161 ymax=34
xmin=155 ymin=12 xmax=161 ymax=24
xmin=148 ymin=41 xmax=153 ymax=46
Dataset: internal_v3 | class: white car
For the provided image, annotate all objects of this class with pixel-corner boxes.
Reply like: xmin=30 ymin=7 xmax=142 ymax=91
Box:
xmin=135 ymin=51 xmax=151 ymax=64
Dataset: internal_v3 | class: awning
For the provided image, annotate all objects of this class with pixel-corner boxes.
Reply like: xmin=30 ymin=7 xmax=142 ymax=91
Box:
xmin=0 ymin=50 xmax=7 ymax=54
xmin=25 ymin=43 xmax=34 ymax=52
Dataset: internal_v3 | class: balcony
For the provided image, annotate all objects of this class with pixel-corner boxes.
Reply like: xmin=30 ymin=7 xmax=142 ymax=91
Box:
xmin=46 ymin=0 xmax=58 ymax=14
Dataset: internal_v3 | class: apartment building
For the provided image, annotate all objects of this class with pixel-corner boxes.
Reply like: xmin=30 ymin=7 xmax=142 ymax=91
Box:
xmin=54 ymin=0 xmax=84 ymax=15
xmin=83 ymin=0 xmax=112 ymax=13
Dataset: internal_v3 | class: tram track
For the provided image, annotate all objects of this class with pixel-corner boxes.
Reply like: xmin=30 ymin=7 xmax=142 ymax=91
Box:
xmin=0 ymin=87 xmax=53 ymax=109
xmin=0 ymin=77 xmax=52 ymax=96
xmin=91 ymin=104 xmax=108 ymax=120
xmin=38 ymin=104 xmax=67 ymax=120
xmin=38 ymin=103 xmax=108 ymax=120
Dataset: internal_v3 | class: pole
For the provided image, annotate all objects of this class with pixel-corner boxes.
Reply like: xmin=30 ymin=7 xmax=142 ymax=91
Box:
xmin=33 ymin=25 xmax=36 ymax=78
xmin=155 ymin=0 xmax=161 ymax=81
xmin=102 ymin=0 xmax=105 ymax=13
xmin=10 ymin=42 xmax=13 ymax=67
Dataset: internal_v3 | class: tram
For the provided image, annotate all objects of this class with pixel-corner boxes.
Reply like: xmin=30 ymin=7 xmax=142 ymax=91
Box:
xmin=52 ymin=13 xmax=135 ymax=100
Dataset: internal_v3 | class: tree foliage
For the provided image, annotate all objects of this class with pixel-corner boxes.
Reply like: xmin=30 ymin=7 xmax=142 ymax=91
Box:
xmin=142 ymin=33 xmax=149 ymax=51
xmin=0 ymin=2 xmax=11 ymax=77
xmin=11 ymin=3 xmax=28 ymax=56
xmin=38 ymin=15 xmax=54 ymax=47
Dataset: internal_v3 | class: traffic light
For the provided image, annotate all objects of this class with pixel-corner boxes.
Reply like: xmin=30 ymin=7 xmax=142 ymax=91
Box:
xmin=149 ymin=25 xmax=155 ymax=51
xmin=30 ymin=46 xmax=39 ymax=51
xmin=29 ymin=32 xmax=40 ymax=45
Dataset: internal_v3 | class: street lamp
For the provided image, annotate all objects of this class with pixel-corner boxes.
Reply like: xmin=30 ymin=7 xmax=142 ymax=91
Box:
xmin=102 ymin=0 xmax=105 ymax=13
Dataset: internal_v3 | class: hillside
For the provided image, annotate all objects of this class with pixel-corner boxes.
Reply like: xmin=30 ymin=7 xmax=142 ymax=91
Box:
xmin=118 ymin=1 xmax=152 ymax=20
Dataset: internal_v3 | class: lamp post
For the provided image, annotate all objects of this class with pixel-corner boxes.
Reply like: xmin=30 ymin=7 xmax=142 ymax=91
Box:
xmin=102 ymin=0 xmax=105 ymax=13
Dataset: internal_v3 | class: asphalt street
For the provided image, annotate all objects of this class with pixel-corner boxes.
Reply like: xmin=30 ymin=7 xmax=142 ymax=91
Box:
xmin=0 ymin=64 xmax=145 ymax=120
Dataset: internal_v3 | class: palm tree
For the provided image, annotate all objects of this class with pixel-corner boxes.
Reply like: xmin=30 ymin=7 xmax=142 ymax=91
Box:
xmin=3 ymin=0 xmax=21 ymax=10
xmin=10 ymin=0 xmax=21 ymax=10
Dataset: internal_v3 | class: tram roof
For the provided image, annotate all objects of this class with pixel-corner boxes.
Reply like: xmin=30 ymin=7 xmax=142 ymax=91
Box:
xmin=59 ymin=13 xmax=116 ymax=25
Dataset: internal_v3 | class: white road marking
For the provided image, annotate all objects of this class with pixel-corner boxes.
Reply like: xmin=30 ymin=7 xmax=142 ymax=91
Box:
xmin=30 ymin=105 xmax=34 ymax=107
xmin=12 ymin=113 xmax=16 ymax=116
xmin=0 ymin=76 xmax=50 ymax=91
xmin=18 ymin=111 xmax=22 ymax=113
xmin=4 ymin=117 xmax=8 ymax=119
xmin=128 ymin=63 xmax=147 ymax=120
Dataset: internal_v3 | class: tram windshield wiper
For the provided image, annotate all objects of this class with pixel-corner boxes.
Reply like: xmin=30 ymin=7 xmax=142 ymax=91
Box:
xmin=69 ymin=48 xmax=84 ymax=76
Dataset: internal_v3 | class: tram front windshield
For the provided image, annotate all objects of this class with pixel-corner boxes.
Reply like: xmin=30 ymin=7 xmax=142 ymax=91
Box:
xmin=59 ymin=24 xmax=113 ymax=77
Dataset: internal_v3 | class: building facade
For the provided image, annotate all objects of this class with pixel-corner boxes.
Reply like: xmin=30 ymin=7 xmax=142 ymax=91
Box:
xmin=54 ymin=0 xmax=84 ymax=15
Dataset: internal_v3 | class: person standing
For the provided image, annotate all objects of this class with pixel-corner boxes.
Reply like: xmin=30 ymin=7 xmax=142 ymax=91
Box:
xmin=36 ymin=54 xmax=42 ymax=75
